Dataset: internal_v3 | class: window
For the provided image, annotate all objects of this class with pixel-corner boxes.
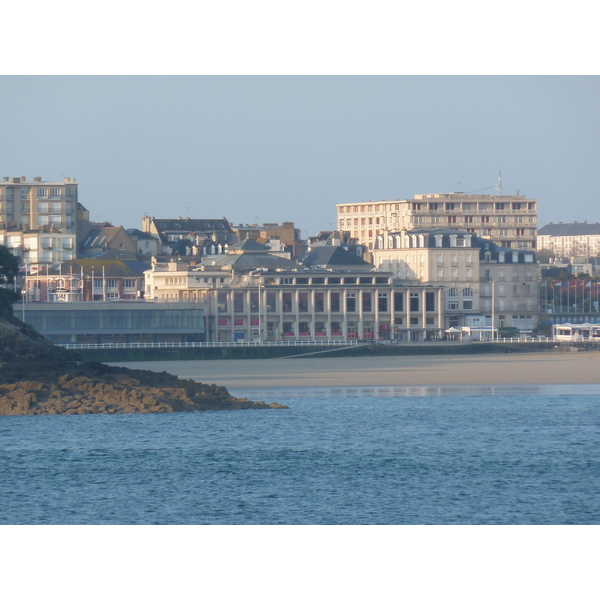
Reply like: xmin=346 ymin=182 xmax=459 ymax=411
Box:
xmin=217 ymin=292 xmax=228 ymax=312
xmin=463 ymin=300 xmax=473 ymax=309
xmin=463 ymin=288 xmax=473 ymax=297
xmin=37 ymin=188 xmax=48 ymax=198
xmin=448 ymin=300 xmax=459 ymax=310
xmin=409 ymin=292 xmax=419 ymax=312
xmin=234 ymin=292 xmax=244 ymax=312
xmin=393 ymin=292 xmax=404 ymax=312
xmin=314 ymin=292 xmax=325 ymax=312
xmin=282 ymin=292 xmax=293 ymax=312
xmin=346 ymin=293 xmax=356 ymax=312
xmin=378 ymin=293 xmax=388 ymax=312
xmin=330 ymin=292 xmax=341 ymax=312
xmin=298 ymin=292 xmax=309 ymax=313
xmin=362 ymin=292 xmax=372 ymax=312
xmin=425 ymin=292 xmax=435 ymax=311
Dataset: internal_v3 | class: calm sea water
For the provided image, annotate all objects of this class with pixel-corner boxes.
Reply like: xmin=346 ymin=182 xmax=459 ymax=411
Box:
xmin=1 ymin=384 xmax=599 ymax=525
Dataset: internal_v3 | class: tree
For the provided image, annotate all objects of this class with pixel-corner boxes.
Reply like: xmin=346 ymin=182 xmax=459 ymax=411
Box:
xmin=0 ymin=245 xmax=19 ymax=285
xmin=0 ymin=245 xmax=20 ymax=319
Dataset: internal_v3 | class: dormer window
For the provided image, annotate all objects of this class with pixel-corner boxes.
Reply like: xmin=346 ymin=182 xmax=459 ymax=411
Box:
xmin=435 ymin=235 xmax=443 ymax=248
xmin=449 ymin=235 xmax=457 ymax=247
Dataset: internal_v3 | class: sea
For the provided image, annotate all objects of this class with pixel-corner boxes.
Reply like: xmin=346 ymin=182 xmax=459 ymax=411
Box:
xmin=1 ymin=382 xmax=600 ymax=525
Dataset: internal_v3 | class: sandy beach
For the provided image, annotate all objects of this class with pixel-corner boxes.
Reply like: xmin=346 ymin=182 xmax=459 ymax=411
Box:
xmin=116 ymin=351 xmax=600 ymax=392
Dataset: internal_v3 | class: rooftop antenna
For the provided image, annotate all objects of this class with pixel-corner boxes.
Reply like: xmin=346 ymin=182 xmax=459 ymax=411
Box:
xmin=495 ymin=170 xmax=503 ymax=196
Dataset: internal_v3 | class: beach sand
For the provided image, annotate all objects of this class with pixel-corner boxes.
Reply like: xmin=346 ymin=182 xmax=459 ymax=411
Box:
xmin=116 ymin=350 xmax=600 ymax=392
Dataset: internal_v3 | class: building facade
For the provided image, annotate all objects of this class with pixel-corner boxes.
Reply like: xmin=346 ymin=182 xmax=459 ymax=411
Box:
xmin=0 ymin=176 xmax=82 ymax=269
xmin=145 ymin=243 xmax=446 ymax=343
xmin=537 ymin=222 xmax=600 ymax=258
xmin=337 ymin=193 xmax=538 ymax=251
xmin=373 ymin=229 xmax=539 ymax=332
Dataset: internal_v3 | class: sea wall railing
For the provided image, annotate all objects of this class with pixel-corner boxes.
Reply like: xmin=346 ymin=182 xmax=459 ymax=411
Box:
xmin=56 ymin=340 xmax=361 ymax=350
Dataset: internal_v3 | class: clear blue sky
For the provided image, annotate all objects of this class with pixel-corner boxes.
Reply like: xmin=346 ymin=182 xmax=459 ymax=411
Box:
xmin=2 ymin=76 xmax=599 ymax=235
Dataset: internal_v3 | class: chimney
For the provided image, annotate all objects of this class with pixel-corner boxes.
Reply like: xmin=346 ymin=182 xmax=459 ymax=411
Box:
xmin=21 ymin=176 xmax=26 ymax=182
xmin=2 ymin=177 xmax=8 ymax=182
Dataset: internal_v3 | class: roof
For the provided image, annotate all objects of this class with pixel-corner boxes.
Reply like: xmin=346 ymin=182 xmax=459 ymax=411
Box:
xmin=300 ymin=246 xmax=372 ymax=267
xmin=126 ymin=228 xmax=157 ymax=241
xmin=200 ymin=241 xmax=298 ymax=271
xmin=384 ymin=228 xmax=537 ymax=263
xmin=227 ymin=239 xmax=269 ymax=253
xmin=538 ymin=222 xmax=600 ymax=236
xmin=81 ymin=225 xmax=127 ymax=249
xmin=45 ymin=259 xmax=150 ymax=277
xmin=150 ymin=218 xmax=233 ymax=234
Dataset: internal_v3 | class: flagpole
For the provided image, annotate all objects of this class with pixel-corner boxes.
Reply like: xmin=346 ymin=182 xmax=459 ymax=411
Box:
xmin=103 ymin=265 xmax=106 ymax=301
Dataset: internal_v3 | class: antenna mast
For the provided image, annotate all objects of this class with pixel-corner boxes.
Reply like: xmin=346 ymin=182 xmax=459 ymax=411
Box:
xmin=496 ymin=171 xmax=503 ymax=196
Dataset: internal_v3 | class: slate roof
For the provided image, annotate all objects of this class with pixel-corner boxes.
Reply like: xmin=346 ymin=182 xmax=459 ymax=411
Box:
xmin=151 ymin=218 xmax=232 ymax=234
xmin=45 ymin=259 xmax=150 ymax=277
xmin=126 ymin=228 xmax=157 ymax=241
xmin=538 ymin=223 xmax=600 ymax=236
xmin=200 ymin=241 xmax=298 ymax=271
xmin=299 ymin=246 xmax=372 ymax=267
xmin=81 ymin=226 xmax=125 ymax=249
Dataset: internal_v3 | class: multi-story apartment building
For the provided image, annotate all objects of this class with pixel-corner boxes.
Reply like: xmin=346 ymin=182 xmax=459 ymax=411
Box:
xmin=145 ymin=241 xmax=445 ymax=342
xmin=0 ymin=176 xmax=82 ymax=269
xmin=537 ymin=222 xmax=600 ymax=258
xmin=373 ymin=228 xmax=539 ymax=332
xmin=337 ymin=193 xmax=538 ymax=252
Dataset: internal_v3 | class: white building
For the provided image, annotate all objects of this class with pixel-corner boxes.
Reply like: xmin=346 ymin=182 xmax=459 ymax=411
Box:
xmin=337 ymin=193 xmax=537 ymax=251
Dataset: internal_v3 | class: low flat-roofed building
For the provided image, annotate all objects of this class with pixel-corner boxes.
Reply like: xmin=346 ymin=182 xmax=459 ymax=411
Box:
xmin=20 ymin=301 xmax=205 ymax=345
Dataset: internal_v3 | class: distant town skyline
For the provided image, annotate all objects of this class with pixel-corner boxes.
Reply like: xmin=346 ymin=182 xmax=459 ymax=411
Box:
xmin=1 ymin=76 xmax=599 ymax=236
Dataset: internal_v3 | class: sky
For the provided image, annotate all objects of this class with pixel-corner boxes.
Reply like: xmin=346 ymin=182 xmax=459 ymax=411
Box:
xmin=2 ymin=75 xmax=599 ymax=237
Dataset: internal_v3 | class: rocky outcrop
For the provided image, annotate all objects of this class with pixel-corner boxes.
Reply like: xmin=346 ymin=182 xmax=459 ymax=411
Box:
xmin=0 ymin=295 xmax=288 ymax=415
xmin=0 ymin=361 xmax=288 ymax=415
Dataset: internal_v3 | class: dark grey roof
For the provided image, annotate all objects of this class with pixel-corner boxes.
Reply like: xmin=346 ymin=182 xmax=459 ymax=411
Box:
xmin=151 ymin=218 xmax=232 ymax=233
xmin=126 ymin=228 xmax=157 ymax=241
xmin=46 ymin=259 xmax=150 ymax=277
xmin=300 ymin=246 xmax=372 ymax=267
xmin=201 ymin=252 xmax=298 ymax=271
xmin=81 ymin=226 xmax=126 ymax=249
xmin=227 ymin=239 xmax=269 ymax=252
xmin=538 ymin=222 xmax=600 ymax=236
